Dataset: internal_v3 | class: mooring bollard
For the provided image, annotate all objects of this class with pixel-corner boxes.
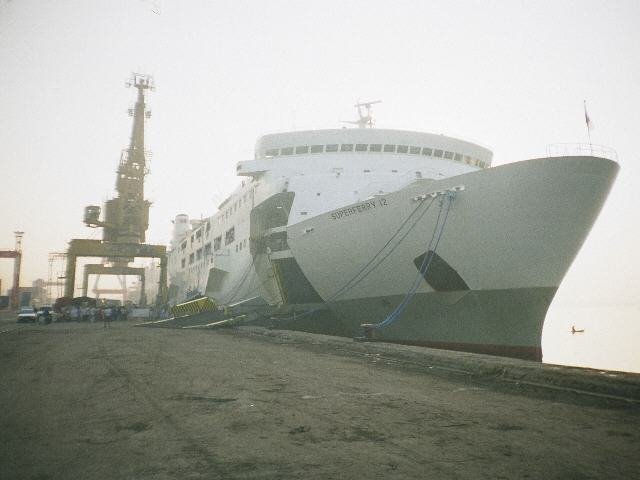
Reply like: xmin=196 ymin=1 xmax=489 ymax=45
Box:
xmin=353 ymin=323 xmax=376 ymax=342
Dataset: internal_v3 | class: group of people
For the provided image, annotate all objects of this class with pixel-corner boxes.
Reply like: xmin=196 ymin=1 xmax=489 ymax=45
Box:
xmin=58 ymin=304 xmax=130 ymax=323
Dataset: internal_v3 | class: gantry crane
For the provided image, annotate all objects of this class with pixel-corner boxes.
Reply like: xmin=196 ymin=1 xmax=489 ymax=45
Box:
xmin=0 ymin=232 xmax=24 ymax=309
xmin=63 ymin=74 xmax=167 ymax=306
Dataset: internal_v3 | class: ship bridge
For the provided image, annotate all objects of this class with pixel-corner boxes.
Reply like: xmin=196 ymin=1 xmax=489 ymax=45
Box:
xmin=252 ymin=129 xmax=493 ymax=169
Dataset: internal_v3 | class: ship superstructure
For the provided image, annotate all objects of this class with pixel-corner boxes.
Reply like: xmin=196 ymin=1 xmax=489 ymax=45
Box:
xmin=168 ymin=109 xmax=618 ymax=361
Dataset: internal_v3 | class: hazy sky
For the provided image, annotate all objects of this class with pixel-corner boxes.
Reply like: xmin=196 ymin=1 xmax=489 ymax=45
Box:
xmin=1 ymin=0 xmax=639 ymax=310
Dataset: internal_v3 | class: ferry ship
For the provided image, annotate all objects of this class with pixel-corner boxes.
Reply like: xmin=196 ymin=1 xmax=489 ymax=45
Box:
xmin=167 ymin=103 xmax=618 ymax=360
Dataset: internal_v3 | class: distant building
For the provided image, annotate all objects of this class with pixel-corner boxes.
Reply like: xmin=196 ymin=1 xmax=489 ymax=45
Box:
xmin=7 ymin=279 xmax=49 ymax=307
xmin=9 ymin=287 xmax=33 ymax=307
xmin=31 ymin=279 xmax=47 ymax=305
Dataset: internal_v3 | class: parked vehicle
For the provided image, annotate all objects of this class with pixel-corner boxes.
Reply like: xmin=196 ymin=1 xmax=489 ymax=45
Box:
xmin=16 ymin=307 xmax=37 ymax=323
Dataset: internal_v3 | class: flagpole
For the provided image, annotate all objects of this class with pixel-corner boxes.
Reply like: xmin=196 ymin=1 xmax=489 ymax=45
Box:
xmin=584 ymin=100 xmax=593 ymax=155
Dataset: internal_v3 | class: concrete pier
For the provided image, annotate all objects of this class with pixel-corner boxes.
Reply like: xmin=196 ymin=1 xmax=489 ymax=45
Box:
xmin=1 ymin=311 xmax=638 ymax=479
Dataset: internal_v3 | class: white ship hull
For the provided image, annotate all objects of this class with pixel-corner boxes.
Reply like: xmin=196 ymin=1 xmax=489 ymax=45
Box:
xmin=167 ymin=126 xmax=618 ymax=360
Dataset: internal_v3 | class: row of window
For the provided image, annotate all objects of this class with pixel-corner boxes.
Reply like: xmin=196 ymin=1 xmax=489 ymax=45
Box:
xmin=263 ymin=143 xmax=488 ymax=168
xmin=179 ymin=190 xmax=254 ymax=252
xmin=180 ymin=227 xmax=238 ymax=269
xmin=181 ymin=226 xmax=209 ymax=251
xmin=181 ymin=240 xmax=251 ymax=275
xmin=179 ymin=194 xmax=249 ymax=252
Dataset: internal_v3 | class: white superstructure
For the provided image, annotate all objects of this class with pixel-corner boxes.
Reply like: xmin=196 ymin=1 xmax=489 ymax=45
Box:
xmin=169 ymin=128 xmax=491 ymax=302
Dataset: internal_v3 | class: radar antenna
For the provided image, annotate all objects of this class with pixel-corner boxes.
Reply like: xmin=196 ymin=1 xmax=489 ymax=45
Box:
xmin=342 ymin=100 xmax=382 ymax=128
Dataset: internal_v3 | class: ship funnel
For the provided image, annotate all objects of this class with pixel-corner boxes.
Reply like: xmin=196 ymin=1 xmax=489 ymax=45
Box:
xmin=172 ymin=214 xmax=190 ymax=241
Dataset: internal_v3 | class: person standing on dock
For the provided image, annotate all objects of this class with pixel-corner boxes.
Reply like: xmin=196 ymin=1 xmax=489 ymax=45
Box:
xmin=99 ymin=308 xmax=109 ymax=329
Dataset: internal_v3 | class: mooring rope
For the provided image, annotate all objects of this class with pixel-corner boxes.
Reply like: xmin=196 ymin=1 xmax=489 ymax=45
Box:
xmin=273 ymin=194 xmax=437 ymax=322
xmin=372 ymin=191 xmax=455 ymax=329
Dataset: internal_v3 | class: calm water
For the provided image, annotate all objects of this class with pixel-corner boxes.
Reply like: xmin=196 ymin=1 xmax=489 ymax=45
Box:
xmin=542 ymin=304 xmax=640 ymax=373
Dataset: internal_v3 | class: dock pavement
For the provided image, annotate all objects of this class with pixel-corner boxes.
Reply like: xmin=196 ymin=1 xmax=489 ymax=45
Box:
xmin=1 ymin=311 xmax=638 ymax=479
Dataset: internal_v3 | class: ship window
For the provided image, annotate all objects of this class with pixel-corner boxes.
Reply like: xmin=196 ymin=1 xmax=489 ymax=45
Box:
xmin=196 ymin=248 xmax=202 ymax=260
xmin=213 ymin=236 xmax=221 ymax=251
xmin=421 ymin=147 xmax=433 ymax=156
xmin=369 ymin=144 xmax=382 ymax=152
xmin=189 ymin=253 xmax=195 ymax=264
xmin=391 ymin=169 xmax=398 ymax=173
xmin=364 ymin=169 xmax=371 ymax=173
xmin=409 ymin=146 xmax=421 ymax=154
xmin=225 ymin=227 xmax=235 ymax=245
xmin=444 ymin=151 xmax=454 ymax=159
xmin=310 ymin=144 xmax=324 ymax=153
xmin=235 ymin=244 xmax=238 ymax=252
xmin=433 ymin=149 xmax=444 ymax=158
xmin=204 ymin=243 xmax=211 ymax=255
xmin=181 ymin=258 xmax=185 ymax=269
xmin=383 ymin=144 xmax=396 ymax=152
xmin=181 ymin=241 xmax=186 ymax=251
xmin=281 ymin=147 xmax=294 ymax=155
xmin=265 ymin=148 xmax=279 ymax=157
xmin=340 ymin=144 xmax=354 ymax=152
xmin=326 ymin=144 xmax=339 ymax=152
xmin=196 ymin=229 xmax=202 ymax=239
xmin=300 ymin=211 xmax=308 ymax=215
xmin=205 ymin=221 xmax=211 ymax=232
xmin=355 ymin=143 xmax=368 ymax=152
xmin=397 ymin=145 xmax=409 ymax=154
xmin=295 ymin=146 xmax=309 ymax=154
xmin=454 ymin=153 xmax=462 ymax=161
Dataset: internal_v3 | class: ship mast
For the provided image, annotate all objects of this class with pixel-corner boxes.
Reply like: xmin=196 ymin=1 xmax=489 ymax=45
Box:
xmin=342 ymin=100 xmax=382 ymax=128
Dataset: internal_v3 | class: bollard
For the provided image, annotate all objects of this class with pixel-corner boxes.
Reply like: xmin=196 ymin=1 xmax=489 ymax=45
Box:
xmin=354 ymin=323 xmax=376 ymax=342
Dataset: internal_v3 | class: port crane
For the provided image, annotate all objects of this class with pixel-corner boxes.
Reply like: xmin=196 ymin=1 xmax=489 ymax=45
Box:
xmin=63 ymin=74 xmax=167 ymax=306
xmin=0 ymin=232 xmax=24 ymax=309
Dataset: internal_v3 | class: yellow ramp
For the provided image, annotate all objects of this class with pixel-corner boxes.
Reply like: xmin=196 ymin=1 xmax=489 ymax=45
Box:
xmin=170 ymin=297 xmax=216 ymax=318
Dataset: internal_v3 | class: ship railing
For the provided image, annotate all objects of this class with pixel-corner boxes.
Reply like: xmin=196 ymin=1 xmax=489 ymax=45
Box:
xmin=546 ymin=143 xmax=618 ymax=161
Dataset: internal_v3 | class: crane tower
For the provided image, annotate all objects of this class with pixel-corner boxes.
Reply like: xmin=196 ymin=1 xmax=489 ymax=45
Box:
xmin=64 ymin=74 xmax=167 ymax=305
